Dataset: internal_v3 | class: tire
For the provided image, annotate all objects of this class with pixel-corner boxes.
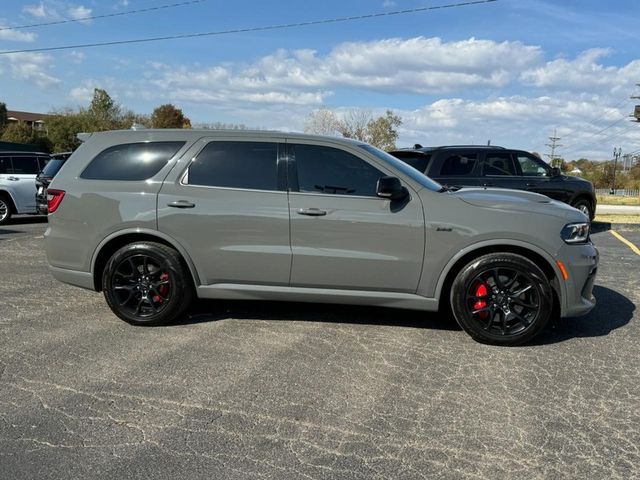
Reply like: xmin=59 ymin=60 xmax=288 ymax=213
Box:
xmin=102 ymin=241 xmax=194 ymax=326
xmin=450 ymin=253 xmax=553 ymax=346
xmin=572 ymin=199 xmax=593 ymax=220
xmin=0 ymin=195 xmax=13 ymax=226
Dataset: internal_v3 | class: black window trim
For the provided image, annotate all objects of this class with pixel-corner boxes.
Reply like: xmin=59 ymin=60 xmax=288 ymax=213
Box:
xmin=179 ymin=139 xmax=287 ymax=193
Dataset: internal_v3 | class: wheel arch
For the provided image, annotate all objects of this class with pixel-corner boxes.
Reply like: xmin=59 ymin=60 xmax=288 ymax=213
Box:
xmin=435 ymin=240 xmax=563 ymax=315
xmin=0 ymin=189 xmax=18 ymax=213
xmin=91 ymin=229 xmax=200 ymax=291
xmin=569 ymin=192 xmax=595 ymax=217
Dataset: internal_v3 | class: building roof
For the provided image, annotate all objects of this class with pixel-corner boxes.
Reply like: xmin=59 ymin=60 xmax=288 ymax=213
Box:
xmin=6 ymin=110 xmax=50 ymax=123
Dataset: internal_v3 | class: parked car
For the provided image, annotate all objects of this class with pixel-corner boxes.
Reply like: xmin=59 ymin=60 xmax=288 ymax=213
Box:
xmin=44 ymin=130 xmax=598 ymax=345
xmin=0 ymin=151 xmax=50 ymax=225
xmin=35 ymin=152 xmax=72 ymax=214
xmin=389 ymin=145 xmax=597 ymax=219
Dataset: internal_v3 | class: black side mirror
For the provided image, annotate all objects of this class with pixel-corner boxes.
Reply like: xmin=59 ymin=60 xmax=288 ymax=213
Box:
xmin=550 ymin=167 xmax=561 ymax=177
xmin=377 ymin=176 xmax=407 ymax=201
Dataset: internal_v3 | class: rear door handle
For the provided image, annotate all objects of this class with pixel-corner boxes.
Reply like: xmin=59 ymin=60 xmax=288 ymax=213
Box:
xmin=167 ymin=200 xmax=196 ymax=209
xmin=7 ymin=176 xmax=19 ymax=181
xmin=297 ymin=208 xmax=327 ymax=217
xmin=483 ymin=182 xmax=494 ymax=187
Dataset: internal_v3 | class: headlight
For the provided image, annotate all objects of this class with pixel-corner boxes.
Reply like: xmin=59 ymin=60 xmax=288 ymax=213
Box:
xmin=561 ymin=222 xmax=590 ymax=244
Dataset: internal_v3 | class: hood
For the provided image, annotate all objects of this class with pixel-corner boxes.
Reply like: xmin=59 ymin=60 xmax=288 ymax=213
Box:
xmin=452 ymin=187 xmax=587 ymax=221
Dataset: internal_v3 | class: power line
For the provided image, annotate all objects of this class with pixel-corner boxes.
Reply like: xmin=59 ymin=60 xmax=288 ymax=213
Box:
xmin=0 ymin=0 xmax=206 ymax=32
xmin=0 ymin=0 xmax=499 ymax=55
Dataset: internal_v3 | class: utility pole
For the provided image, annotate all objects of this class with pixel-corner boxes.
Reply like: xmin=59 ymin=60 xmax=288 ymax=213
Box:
xmin=545 ymin=129 xmax=562 ymax=168
xmin=611 ymin=147 xmax=622 ymax=194
xmin=632 ymin=83 xmax=640 ymax=122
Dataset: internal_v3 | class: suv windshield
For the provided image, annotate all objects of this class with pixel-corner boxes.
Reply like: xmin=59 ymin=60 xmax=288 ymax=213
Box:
xmin=358 ymin=145 xmax=442 ymax=192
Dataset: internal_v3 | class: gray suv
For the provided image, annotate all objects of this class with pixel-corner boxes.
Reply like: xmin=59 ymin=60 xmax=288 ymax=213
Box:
xmin=44 ymin=130 xmax=598 ymax=345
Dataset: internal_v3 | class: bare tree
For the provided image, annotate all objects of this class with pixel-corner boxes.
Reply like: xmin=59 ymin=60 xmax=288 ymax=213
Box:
xmin=336 ymin=109 xmax=372 ymax=142
xmin=304 ymin=108 xmax=340 ymax=136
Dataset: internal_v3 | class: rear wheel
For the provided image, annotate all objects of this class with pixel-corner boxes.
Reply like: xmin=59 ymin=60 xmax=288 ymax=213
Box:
xmin=102 ymin=242 xmax=194 ymax=326
xmin=0 ymin=195 xmax=13 ymax=226
xmin=450 ymin=253 xmax=553 ymax=346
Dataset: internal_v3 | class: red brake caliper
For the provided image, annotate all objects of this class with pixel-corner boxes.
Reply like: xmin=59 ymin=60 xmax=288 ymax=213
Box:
xmin=153 ymin=272 xmax=170 ymax=304
xmin=473 ymin=282 xmax=489 ymax=318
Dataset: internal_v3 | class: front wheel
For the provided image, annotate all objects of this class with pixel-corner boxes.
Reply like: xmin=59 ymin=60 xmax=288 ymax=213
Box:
xmin=572 ymin=199 xmax=593 ymax=220
xmin=0 ymin=196 xmax=13 ymax=226
xmin=450 ymin=253 xmax=553 ymax=346
xmin=102 ymin=242 xmax=194 ymax=326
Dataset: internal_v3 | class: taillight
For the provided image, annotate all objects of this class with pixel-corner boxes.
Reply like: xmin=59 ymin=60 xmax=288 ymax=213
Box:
xmin=47 ymin=189 xmax=65 ymax=213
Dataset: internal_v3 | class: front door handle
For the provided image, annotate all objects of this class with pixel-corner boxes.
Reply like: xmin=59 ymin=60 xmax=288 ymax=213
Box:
xmin=483 ymin=182 xmax=494 ymax=187
xmin=525 ymin=182 xmax=536 ymax=187
xmin=297 ymin=208 xmax=327 ymax=217
xmin=7 ymin=176 xmax=19 ymax=181
xmin=167 ymin=200 xmax=196 ymax=209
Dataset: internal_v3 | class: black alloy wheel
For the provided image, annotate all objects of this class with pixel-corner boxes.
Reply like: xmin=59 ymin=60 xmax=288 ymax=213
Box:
xmin=451 ymin=253 xmax=553 ymax=345
xmin=103 ymin=242 xmax=193 ymax=325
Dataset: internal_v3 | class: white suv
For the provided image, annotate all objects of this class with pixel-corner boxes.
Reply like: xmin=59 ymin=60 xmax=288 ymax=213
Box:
xmin=0 ymin=151 xmax=50 ymax=225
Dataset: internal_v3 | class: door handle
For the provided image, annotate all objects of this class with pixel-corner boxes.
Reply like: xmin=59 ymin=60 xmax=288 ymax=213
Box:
xmin=525 ymin=183 xmax=536 ymax=187
xmin=483 ymin=182 xmax=494 ymax=187
xmin=7 ymin=176 xmax=19 ymax=181
xmin=167 ymin=200 xmax=196 ymax=209
xmin=297 ymin=208 xmax=327 ymax=216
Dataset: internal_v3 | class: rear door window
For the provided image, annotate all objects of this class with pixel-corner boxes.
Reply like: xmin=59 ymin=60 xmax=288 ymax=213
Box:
xmin=483 ymin=153 xmax=517 ymax=176
xmin=81 ymin=142 xmax=184 ymax=180
xmin=391 ymin=152 xmax=431 ymax=173
xmin=439 ymin=153 xmax=479 ymax=176
xmin=11 ymin=156 xmax=40 ymax=174
xmin=186 ymin=141 xmax=279 ymax=191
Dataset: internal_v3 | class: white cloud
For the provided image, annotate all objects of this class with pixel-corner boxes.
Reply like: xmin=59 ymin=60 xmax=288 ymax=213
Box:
xmin=23 ymin=3 xmax=59 ymax=19
xmin=0 ymin=21 xmax=37 ymax=42
xmin=520 ymin=48 xmax=640 ymax=92
xmin=1 ymin=52 xmax=60 ymax=88
xmin=67 ymin=5 xmax=92 ymax=23
xmin=69 ymin=50 xmax=86 ymax=64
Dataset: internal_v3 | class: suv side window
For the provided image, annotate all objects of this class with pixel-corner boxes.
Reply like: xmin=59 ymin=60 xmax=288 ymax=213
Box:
xmin=0 ymin=157 xmax=12 ymax=174
xmin=516 ymin=154 xmax=549 ymax=176
xmin=11 ymin=156 xmax=40 ymax=174
xmin=483 ymin=153 xmax=517 ymax=176
xmin=439 ymin=153 xmax=478 ymax=176
xmin=292 ymin=144 xmax=385 ymax=197
xmin=187 ymin=141 xmax=278 ymax=191
xmin=81 ymin=142 xmax=184 ymax=181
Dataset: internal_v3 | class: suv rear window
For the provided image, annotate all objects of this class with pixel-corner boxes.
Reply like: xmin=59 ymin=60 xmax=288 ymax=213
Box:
xmin=81 ymin=142 xmax=184 ymax=181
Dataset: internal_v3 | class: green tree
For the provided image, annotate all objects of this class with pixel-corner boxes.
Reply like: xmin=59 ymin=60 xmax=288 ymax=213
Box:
xmin=88 ymin=88 xmax=121 ymax=128
xmin=366 ymin=110 xmax=402 ymax=151
xmin=151 ymin=104 xmax=190 ymax=129
xmin=0 ymin=102 xmax=8 ymax=135
xmin=1 ymin=122 xmax=36 ymax=144
xmin=46 ymin=111 xmax=96 ymax=152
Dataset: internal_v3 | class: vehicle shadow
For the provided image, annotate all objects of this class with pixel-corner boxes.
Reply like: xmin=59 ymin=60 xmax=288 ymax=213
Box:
xmin=591 ymin=221 xmax=612 ymax=233
xmin=4 ymin=216 xmax=48 ymax=226
xmin=175 ymin=286 xmax=634 ymax=346
xmin=177 ymin=299 xmax=461 ymax=331
xmin=530 ymin=285 xmax=635 ymax=345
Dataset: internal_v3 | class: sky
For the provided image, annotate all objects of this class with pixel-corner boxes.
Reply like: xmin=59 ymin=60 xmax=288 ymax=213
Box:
xmin=1 ymin=0 xmax=639 ymax=160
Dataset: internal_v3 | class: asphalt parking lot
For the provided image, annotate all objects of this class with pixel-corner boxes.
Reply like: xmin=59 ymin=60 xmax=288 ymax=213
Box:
xmin=1 ymin=218 xmax=639 ymax=479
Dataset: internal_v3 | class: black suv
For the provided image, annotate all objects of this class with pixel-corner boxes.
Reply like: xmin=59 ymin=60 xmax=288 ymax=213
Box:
xmin=35 ymin=152 xmax=72 ymax=214
xmin=389 ymin=145 xmax=596 ymax=219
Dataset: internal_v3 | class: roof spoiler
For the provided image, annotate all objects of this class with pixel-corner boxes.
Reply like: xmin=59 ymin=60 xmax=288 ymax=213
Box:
xmin=76 ymin=132 xmax=93 ymax=143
